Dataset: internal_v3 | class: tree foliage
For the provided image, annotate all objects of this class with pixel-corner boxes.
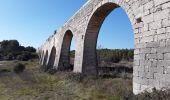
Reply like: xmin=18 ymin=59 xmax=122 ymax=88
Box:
xmin=97 ymin=48 xmax=134 ymax=63
xmin=0 ymin=40 xmax=38 ymax=61
xmin=70 ymin=48 xmax=134 ymax=63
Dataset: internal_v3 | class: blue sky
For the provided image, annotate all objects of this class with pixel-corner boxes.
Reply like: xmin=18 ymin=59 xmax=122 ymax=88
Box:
xmin=0 ymin=0 xmax=134 ymax=49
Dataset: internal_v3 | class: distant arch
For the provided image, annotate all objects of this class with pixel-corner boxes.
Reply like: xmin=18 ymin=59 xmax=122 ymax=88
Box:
xmin=58 ymin=30 xmax=73 ymax=70
xmin=43 ymin=50 xmax=48 ymax=67
xmin=40 ymin=51 xmax=44 ymax=64
xmin=47 ymin=46 xmax=56 ymax=70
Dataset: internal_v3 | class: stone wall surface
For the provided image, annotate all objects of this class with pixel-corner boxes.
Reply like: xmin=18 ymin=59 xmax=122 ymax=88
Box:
xmin=39 ymin=0 xmax=170 ymax=94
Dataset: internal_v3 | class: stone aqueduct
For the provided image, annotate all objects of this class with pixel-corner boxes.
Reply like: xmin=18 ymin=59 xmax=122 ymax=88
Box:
xmin=39 ymin=0 xmax=170 ymax=94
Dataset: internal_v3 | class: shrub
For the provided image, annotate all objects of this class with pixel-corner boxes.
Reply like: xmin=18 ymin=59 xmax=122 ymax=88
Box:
xmin=16 ymin=52 xmax=29 ymax=61
xmin=13 ymin=63 xmax=25 ymax=74
xmin=0 ymin=69 xmax=11 ymax=73
xmin=16 ymin=55 xmax=24 ymax=61
xmin=6 ymin=53 xmax=14 ymax=60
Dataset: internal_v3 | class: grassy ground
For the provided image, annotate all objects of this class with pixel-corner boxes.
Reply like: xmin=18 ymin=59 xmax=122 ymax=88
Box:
xmin=0 ymin=60 xmax=133 ymax=100
xmin=1 ymin=60 xmax=170 ymax=100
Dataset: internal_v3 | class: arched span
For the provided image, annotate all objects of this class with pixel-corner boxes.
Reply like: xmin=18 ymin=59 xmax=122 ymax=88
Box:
xmin=43 ymin=50 xmax=48 ymax=67
xmin=83 ymin=3 xmax=134 ymax=76
xmin=47 ymin=46 xmax=56 ymax=70
xmin=40 ymin=51 xmax=44 ymax=64
xmin=58 ymin=30 xmax=73 ymax=71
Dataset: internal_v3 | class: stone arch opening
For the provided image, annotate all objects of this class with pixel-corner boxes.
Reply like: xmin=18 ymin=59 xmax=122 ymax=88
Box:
xmin=47 ymin=46 xmax=56 ymax=70
xmin=40 ymin=51 xmax=44 ymax=64
xmin=43 ymin=50 xmax=48 ymax=67
xmin=58 ymin=30 xmax=74 ymax=71
xmin=70 ymin=37 xmax=76 ymax=70
xmin=83 ymin=2 xmax=134 ymax=76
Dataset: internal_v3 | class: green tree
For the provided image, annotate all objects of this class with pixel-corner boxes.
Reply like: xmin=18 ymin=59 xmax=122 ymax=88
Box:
xmin=0 ymin=40 xmax=38 ymax=61
xmin=25 ymin=46 xmax=36 ymax=52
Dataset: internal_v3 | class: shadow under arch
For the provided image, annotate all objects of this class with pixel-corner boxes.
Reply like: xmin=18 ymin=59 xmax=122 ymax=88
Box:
xmin=83 ymin=2 xmax=134 ymax=76
xmin=47 ymin=46 xmax=56 ymax=70
xmin=58 ymin=30 xmax=74 ymax=71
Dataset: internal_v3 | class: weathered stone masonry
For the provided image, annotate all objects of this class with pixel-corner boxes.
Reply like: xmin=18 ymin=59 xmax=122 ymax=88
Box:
xmin=39 ymin=0 xmax=170 ymax=94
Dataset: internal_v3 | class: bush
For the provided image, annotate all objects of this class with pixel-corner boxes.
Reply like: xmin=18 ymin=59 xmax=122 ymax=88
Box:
xmin=13 ymin=63 xmax=25 ymax=74
xmin=6 ymin=53 xmax=14 ymax=60
xmin=0 ymin=69 xmax=11 ymax=73
xmin=16 ymin=55 xmax=24 ymax=61
xmin=111 ymin=57 xmax=121 ymax=63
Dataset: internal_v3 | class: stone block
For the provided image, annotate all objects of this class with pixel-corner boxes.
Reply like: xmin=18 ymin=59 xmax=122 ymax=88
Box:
xmin=166 ymin=27 xmax=170 ymax=32
xmin=154 ymin=9 xmax=169 ymax=21
xmin=162 ymin=19 xmax=170 ymax=28
xmin=157 ymin=28 xmax=166 ymax=35
xmin=144 ymin=1 xmax=154 ymax=11
xmin=146 ymin=41 xmax=159 ymax=48
xmin=143 ymin=30 xmax=156 ymax=37
xmin=157 ymin=53 xmax=164 ymax=60
xmin=164 ymin=53 xmax=170 ymax=60
xmin=134 ymin=49 xmax=140 ymax=54
xmin=151 ymin=48 xmax=157 ymax=53
xmin=143 ymin=13 xmax=154 ymax=23
xmin=157 ymin=46 xmax=170 ymax=53
xmin=162 ymin=1 xmax=170 ymax=9
xmin=146 ymin=53 xmax=157 ymax=59
xmin=141 ymin=35 xmax=154 ymax=43
xmin=154 ymin=0 xmax=170 ymax=7
xmin=141 ymin=48 xmax=151 ymax=53
xmin=158 ymin=33 xmax=167 ymax=41
xmin=152 ymin=60 xmax=158 ymax=67
xmin=149 ymin=20 xmax=162 ymax=30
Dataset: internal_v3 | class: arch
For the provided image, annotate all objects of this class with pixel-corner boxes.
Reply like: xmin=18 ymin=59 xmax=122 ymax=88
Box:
xmin=40 ymin=50 xmax=44 ymax=64
xmin=58 ymin=30 xmax=73 ymax=70
xmin=83 ymin=2 xmax=134 ymax=76
xmin=43 ymin=50 xmax=48 ymax=67
xmin=47 ymin=46 xmax=56 ymax=70
xmin=37 ymin=50 xmax=41 ymax=60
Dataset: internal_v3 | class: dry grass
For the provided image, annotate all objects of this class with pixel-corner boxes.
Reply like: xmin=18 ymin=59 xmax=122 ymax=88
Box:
xmin=0 ymin=60 xmax=133 ymax=100
xmin=0 ymin=60 xmax=170 ymax=100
